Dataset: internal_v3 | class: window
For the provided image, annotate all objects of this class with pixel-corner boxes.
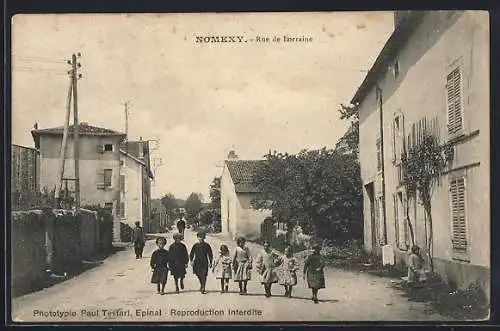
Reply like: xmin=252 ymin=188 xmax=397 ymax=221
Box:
xmin=450 ymin=176 xmax=467 ymax=255
xmin=376 ymin=138 xmax=382 ymax=171
xmin=392 ymin=113 xmax=405 ymax=163
xmin=120 ymin=175 xmax=125 ymax=193
xmin=393 ymin=60 xmax=400 ymax=79
xmin=104 ymin=169 xmax=112 ymax=188
xmin=104 ymin=144 xmax=113 ymax=152
xmin=446 ymin=65 xmax=464 ymax=137
xmin=120 ymin=202 xmax=125 ymax=218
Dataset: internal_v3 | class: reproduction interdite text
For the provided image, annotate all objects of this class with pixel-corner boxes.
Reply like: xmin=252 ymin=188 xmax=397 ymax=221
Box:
xmin=32 ymin=308 xmax=264 ymax=319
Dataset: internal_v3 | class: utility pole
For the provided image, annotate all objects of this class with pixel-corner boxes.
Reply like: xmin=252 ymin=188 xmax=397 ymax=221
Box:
xmin=124 ymin=101 xmax=130 ymax=140
xmin=72 ymin=53 xmax=82 ymax=213
xmin=376 ymin=84 xmax=388 ymax=245
xmin=54 ymin=73 xmax=73 ymax=207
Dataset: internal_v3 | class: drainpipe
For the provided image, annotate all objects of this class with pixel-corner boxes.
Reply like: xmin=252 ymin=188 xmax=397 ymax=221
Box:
xmin=376 ymin=83 xmax=388 ymax=245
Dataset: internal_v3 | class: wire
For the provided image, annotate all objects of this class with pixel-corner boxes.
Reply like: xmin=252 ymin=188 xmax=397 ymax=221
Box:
xmin=13 ymin=67 xmax=69 ymax=76
xmin=12 ymin=55 xmax=68 ymax=64
xmin=13 ymin=65 xmax=69 ymax=73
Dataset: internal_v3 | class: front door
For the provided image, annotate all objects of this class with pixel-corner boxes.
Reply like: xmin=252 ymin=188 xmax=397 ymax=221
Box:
xmin=365 ymin=183 xmax=378 ymax=252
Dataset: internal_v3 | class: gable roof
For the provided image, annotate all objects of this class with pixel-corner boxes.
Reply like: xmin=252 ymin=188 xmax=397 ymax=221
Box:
xmin=120 ymin=149 xmax=154 ymax=180
xmin=31 ymin=123 xmax=126 ymax=148
xmin=225 ymin=160 xmax=266 ymax=193
xmin=351 ymin=12 xmax=425 ymax=105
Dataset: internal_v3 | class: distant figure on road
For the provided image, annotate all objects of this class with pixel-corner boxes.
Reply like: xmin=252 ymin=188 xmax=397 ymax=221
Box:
xmin=303 ymin=243 xmax=325 ymax=304
xmin=150 ymin=237 xmax=170 ymax=295
xmin=279 ymin=246 xmax=299 ymax=298
xmin=176 ymin=216 xmax=186 ymax=237
xmin=168 ymin=232 xmax=189 ymax=293
xmin=232 ymin=236 xmax=252 ymax=295
xmin=132 ymin=221 xmax=145 ymax=259
xmin=256 ymin=241 xmax=283 ymax=298
xmin=189 ymin=232 xmax=213 ymax=294
xmin=212 ymin=244 xmax=232 ymax=293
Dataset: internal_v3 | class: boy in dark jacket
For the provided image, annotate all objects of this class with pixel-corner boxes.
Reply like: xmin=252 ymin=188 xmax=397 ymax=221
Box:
xmin=189 ymin=232 xmax=213 ymax=294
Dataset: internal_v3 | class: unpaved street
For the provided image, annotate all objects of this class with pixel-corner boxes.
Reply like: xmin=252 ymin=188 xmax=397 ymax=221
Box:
xmin=12 ymin=230 xmax=445 ymax=322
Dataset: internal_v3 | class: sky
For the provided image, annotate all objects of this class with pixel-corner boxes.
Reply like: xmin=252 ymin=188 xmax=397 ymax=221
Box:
xmin=11 ymin=12 xmax=394 ymax=201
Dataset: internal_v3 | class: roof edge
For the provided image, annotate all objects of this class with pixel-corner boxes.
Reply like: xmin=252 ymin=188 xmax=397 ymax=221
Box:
xmin=351 ymin=12 xmax=426 ymax=105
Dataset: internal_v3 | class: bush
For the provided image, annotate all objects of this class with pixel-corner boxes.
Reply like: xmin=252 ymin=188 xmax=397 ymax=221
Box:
xmin=120 ymin=223 xmax=134 ymax=242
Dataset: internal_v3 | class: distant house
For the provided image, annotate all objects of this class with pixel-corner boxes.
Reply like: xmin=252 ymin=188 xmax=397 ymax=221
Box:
xmin=31 ymin=122 xmax=126 ymax=241
xmin=355 ymin=12 xmax=489 ymax=294
xmin=220 ymin=159 xmax=271 ymax=240
xmin=11 ymin=144 xmax=40 ymax=210
xmin=119 ymin=140 xmax=154 ymax=231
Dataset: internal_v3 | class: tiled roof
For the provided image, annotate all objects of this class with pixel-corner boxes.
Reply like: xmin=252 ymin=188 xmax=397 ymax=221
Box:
xmin=31 ymin=123 xmax=125 ymax=136
xmin=225 ymin=160 xmax=266 ymax=193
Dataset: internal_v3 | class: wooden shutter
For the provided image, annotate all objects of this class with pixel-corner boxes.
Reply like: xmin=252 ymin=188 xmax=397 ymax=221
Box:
xmin=96 ymin=144 xmax=104 ymax=154
xmin=96 ymin=170 xmax=105 ymax=189
xmin=120 ymin=174 xmax=125 ymax=193
xmin=104 ymin=169 xmax=112 ymax=188
xmin=376 ymin=139 xmax=382 ymax=171
xmin=450 ymin=176 xmax=467 ymax=253
xmin=446 ymin=67 xmax=463 ymax=136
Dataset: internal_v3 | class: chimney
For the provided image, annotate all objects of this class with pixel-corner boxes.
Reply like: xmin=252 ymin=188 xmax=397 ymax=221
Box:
xmin=81 ymin=122 xmax=88 ymax=126
xmin=33 ymin=122 xmax=38 ymax=130
xmin=227 ymin=150 xmax=239 ymax=160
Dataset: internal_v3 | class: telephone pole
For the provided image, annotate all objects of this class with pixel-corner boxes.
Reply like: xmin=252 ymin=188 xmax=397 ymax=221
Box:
xmin=72 ymin=53 xmax=82 ymax=213
xmin=124 ymin=101 xmax=130 ymax=140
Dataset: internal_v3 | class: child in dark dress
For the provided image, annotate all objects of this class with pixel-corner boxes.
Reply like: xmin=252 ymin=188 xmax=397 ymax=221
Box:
xmin=150 ymin=237 xmax=170 ymax=295
xmin=168 ymin=232 xmax=189 ymax=293
xmin=189 ymin=232 xmax=213 ymax=294
xmin=303 ymin=244 xmax=325 ymax=303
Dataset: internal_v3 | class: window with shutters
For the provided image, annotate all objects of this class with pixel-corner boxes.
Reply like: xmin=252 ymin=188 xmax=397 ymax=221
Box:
xmin=450 ymin=176 xmax=468 ymax=257
xmin=446 ymin=64 xmax=464 ymax=137
xmin=120 ymin=174 xmax=125 ymax=193
xmin=104 ymin=169 xmax=112 ymax=188
xmin=104 ymin=144 xmax=113 ymax=152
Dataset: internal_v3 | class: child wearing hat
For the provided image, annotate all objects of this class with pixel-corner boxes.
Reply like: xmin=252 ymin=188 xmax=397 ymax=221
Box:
xmin=150 ymin=237 xmax=170 ymax=295
xmin=189 ymin=231 xmax=213 ymax=294
xmin=168 ymin=232 xmax=189 ymax=293
xmin=212 ymin=244 xmax=232 ymax=293
xmin=303 ymin=243 xmax=325 ymax=303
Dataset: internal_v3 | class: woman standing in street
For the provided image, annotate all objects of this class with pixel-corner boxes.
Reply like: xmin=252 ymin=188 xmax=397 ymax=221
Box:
xmin=189 ymin=232 xmax=213 ymax=294
xmin=255 ymin=241 xmax=282 ymax=297
xmin=303 ymin=243 xmax=325 ymax=303
xmin=168 ymin=232 xmax=189 ymax=293
xmin=232 ymin=237 xmax=252 ymax=295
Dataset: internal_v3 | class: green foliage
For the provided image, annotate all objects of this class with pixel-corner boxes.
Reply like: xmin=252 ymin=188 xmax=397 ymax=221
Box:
xmin=209 ymin=177 xmax=221 ymax=210
xmin=160 ymin=193 xmax=177 ymax=218
xmin=252 ymin=148 xmax=363 ymax=241
xmin=401 ymin=129 xmax=448 ymax=272
xmin=185 ymin=192 xmax=203 ymax=224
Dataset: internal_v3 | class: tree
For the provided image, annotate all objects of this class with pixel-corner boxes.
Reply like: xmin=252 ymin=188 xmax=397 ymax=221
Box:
xmin=185 ymin=192 xmax=203 ymax=225
xmin=160 ymin=193 xmax=177 ymax=222
xmin=209 ymin=177 xmax=222 ymax=231
xmin=252 ymin=148 xmax=363 ymax=242
xmin=401 ymin=127 xmax=450 ymax=272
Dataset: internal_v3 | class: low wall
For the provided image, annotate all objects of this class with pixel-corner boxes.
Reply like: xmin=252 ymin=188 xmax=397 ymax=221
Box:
xmin=12 ymin=208 xmax=102 ymax=295
xmin=12 ymin=210 xmax=47 ymax=296
xmin=80 ymin=209 xmax=99 ymax=260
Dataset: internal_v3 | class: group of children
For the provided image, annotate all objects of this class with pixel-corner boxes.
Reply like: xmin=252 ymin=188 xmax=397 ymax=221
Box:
xmin=149 ymin=231 xmax=326 ymax=303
